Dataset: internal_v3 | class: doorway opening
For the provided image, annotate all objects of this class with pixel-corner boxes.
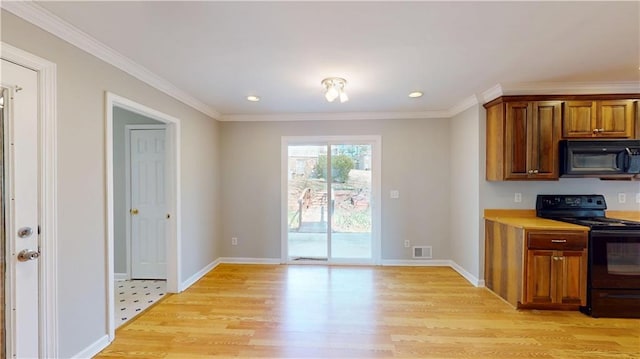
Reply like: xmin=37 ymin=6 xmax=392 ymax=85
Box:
xmin=106 ymin=93 xmax=180 ymax=338
xmin=281 ymin=136 xmax=381 ymax=265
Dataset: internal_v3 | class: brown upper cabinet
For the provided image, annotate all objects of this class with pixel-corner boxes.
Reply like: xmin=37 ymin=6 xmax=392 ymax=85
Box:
xmin=563 ymin=100 xmax=635 ymax=138
xmin=486 ymin=100 xmax=561 ymax=181
xmin=485 ymin=94 xmax=640 ymax=181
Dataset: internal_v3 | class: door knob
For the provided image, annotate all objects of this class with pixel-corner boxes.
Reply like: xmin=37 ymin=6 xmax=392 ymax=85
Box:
xmin=130 ymin=208 xmax=139 ymax=215
xmin=17 ymin=249 xmax=40 ymax=262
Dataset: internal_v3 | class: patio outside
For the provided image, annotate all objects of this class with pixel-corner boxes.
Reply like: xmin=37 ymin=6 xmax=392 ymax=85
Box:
xmin=287 ymin=145 xmax=372 ymax=259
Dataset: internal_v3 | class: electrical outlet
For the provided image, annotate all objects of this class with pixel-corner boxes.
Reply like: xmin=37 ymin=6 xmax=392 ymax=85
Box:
xmin=403 ymin=240 xmax=410 ymax=248
xmin=636 ymin=193 xmax=640 ymax=204
xmin=390 ymin=190 xmax=400 ymax=199
xmin=231 ymin=237 xmax=238 ymax=245
xmin=618 ymin=193 xmax=626 ymax=204
xmin=514 ymin=193 xmax=522 ymax=203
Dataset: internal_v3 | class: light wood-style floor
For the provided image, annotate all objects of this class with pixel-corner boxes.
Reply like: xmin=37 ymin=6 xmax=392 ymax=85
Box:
xmin=96 ymin=264 xmax=640 ymax=358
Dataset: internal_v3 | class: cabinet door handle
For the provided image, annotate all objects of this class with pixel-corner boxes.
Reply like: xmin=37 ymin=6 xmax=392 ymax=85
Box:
xmin=533 ymin=169 xmax=539 ymax=174
xmin=551 ymin=239 xmax=567 ymax=243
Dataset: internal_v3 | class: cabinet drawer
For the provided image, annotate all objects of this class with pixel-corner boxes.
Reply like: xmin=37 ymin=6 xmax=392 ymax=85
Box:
xmin=527 ymin=232 xmax=587 ymax=250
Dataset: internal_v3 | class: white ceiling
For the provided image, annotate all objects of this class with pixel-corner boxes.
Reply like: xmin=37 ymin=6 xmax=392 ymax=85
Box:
xmin=23 ymin=1 xmax=640 ymax=119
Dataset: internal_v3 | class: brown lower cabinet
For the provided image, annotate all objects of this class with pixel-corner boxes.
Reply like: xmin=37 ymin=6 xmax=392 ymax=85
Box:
xmin=485 ymin=220 xmax=588 ymax=310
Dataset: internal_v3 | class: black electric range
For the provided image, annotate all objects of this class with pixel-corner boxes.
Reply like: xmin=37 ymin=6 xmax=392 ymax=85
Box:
xmin=537 ymin=194 xmax=640 ymax=318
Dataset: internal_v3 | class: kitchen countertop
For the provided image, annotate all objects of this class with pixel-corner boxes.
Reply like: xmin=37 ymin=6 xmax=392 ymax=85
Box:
xmin=484 ymin=209 xmax=589 ymax=231
xmin=484 ymin=209 xmax=640 ymax=230
xmin=607 ymin=210 xmax=640 ymax=222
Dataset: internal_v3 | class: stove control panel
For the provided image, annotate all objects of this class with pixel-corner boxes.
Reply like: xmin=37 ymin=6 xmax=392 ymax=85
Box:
xmin=536 ymin=194 xmax=606 ymax=210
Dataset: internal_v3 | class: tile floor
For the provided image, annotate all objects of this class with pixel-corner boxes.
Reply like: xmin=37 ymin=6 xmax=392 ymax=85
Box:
xmin=115 ymin=279 xmax=166 ymax=327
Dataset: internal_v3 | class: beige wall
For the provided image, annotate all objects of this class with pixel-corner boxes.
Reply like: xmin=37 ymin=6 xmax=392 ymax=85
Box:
xmin=219 ymin=118 xmax=452 ymax=261
xmin=1 ymin=11 xmax=221 ymax=357
xmin=449 ymin=105 xmax=482 ymax=281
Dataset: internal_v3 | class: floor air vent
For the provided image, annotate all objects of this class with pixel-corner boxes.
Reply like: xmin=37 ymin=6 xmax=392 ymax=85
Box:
xmin=412 ymin=246 xmax=432 ymax=259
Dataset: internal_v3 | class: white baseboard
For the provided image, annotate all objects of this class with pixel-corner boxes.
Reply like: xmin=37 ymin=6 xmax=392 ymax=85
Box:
xmin=381 ymin=259 xmax=484 ymax=288
xmin=206 ymin=257 xmax=484 ymax=287
xmin=381 ymin=259 xmax=452 ymax=267
xmin=114 ymin=273 xmax=128 ymax=281
xmin=449 ymin=261 xmax=484 ymax=287
xmin=179 ymin=259 xmax=220 ymax=292
xmin=72 ymin=334 xmax=110 ymax=359
xmin=217 ymin=257 xmax=281 ymax=264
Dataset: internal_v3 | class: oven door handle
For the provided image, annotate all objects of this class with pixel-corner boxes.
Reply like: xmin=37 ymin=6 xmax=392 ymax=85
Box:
xmin=624 ymin=148 xmax=632 ymax=171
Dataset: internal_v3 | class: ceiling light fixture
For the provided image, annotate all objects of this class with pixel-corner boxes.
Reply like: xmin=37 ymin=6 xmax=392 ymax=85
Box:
xmin=246 ymin=95 xmax=260 ymax=102
xmin=408 ymin=91 xmax=424 ymax=98
xmin=321 ymin=77 xmax=349 ymax=103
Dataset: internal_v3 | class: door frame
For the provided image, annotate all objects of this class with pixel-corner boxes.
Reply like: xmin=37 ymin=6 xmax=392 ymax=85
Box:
xmin=281 ymin=135 xmax=382 ymax=265
xmin=125 ymin=124 xmax=167 ymax=280
xmin=106 ymin=92 xmax=181 ymax=339
xmin=1 ymin=42 xmax=58 ymax=357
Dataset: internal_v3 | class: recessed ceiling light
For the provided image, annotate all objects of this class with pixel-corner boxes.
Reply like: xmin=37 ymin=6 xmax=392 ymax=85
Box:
xmin=408 ymin=91 xmax=424 ymax=98
xmin=247 ymin=95 xmax=260 ymax=102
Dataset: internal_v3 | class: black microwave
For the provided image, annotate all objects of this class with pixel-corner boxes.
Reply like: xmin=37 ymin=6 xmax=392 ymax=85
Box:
xmin=560 ymin=139 xmax=640 ymax=178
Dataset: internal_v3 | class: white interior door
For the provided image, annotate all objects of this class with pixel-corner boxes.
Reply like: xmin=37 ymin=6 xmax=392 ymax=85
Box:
xmin=130 ymin=128 xmax=167 ymax=279
xmin=2 ymin=59 xmax=40 ymax=358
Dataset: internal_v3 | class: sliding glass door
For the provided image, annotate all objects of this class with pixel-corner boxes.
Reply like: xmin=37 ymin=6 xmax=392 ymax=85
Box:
xmin=283 ymin=137 xmax=380 ymax=264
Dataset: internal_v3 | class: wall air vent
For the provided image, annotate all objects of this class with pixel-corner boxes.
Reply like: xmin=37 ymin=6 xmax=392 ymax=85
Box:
xmin=412 ymin=246 xmax=432 ymax=259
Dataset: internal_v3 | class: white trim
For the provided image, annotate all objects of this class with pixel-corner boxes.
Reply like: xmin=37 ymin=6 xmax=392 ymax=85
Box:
xmin=178 ymin=259 xmax=220 ymax=292
xmin=381 ymin=259 xmax=453 ymax=267
xmin=105 ymin=92 xmax=181 ymax=341
xmin=480 ymin=81 xmax=640 ymax=104
xmin=281 ymin=136 xmax=382 ymax=265
xmin=1 ymin=42 xmax=59 ymax=359
xmin=124 ymin=124 xmax=167 ymax=281
xmin=448 ymin=95 xmax=479 ymax=116
xmin=71 ymin=335 xmax=110 ymax=359
xmin=114 ymin=273 xmax=128 ymax=282
xmin=221 ymin=111 xmax=450 ymax=122
xmin=381 ymin=259 xmax=484 ymax=288
xmin=218 ymin=257 xmax=282 ymax=265
xmin=480 ymin=84 xmax=504 ymax=104
xmin=449 ymin=261 xmax=485 ymax=287
xmin=501 ymin=81 xmax=640 ymax=96
xmin=2 ymin=1 xmax=220 ymax=120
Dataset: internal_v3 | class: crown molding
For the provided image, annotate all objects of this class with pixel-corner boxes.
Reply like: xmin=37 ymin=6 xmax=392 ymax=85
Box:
xmin=501 ymin=81 xmax=640 ymax=96
xmin=447 ymin=94 xmax=479 ymax=117
xmin=220 ymin=110 xmax=452 ymax=122
xmin=480 ymin=84 xmax=503 ymax=104
xmin=2 ymin=1 xmax=221 ymax=120
xmin=480 ymin=81 xmax=640 ymax=104
xmin=222 ymin=95 xmax=481 ymax=122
